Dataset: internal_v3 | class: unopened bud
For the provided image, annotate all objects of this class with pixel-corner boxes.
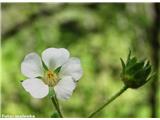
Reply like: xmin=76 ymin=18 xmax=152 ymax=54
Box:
xmin=120 ymin=51 xmax=153 ymax=89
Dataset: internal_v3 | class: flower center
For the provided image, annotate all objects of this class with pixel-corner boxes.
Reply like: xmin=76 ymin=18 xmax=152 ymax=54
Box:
xmin=43 ymin=70 xmax=58 ymax=87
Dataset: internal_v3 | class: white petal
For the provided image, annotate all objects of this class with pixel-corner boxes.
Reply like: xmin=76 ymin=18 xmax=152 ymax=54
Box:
xmin=54 ymin=76 xmax=76 ymax=100
xmin=21 ymin=53 xmax=43 ymax=78
xmin=59 ymin=57 xmax=83 ymax=81
xmin=22 ymin=78 xmax=49 ymax=99
xmin=42 ymin=48 xmax=70 ymax=70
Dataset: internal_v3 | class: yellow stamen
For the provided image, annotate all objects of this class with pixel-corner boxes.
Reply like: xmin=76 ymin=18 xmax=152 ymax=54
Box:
xmin=43 ymin=70 xmax=58 ymax=87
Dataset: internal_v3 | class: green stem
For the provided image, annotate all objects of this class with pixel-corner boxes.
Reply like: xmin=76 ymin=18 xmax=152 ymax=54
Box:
xmin=88 ymin=85 xmax=128 ymax=118
xmin=54 ymin=95 xmax=63 ymax=117
xmin=51 ymin=96 xmax=63 ymax=118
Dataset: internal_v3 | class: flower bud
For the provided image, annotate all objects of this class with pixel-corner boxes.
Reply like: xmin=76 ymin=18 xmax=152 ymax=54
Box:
xmin=120 ymin=51 xmax=152 ymax=89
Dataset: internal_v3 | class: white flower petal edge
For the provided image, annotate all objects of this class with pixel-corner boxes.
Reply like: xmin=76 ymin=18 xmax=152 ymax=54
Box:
xmin=42 ymin=48 xmax=70 ymax=70
xmin=21 ymin=53 xmax=43 ymax=78
xmin=22 ymin=78 xmax=49 ymax=99
xmin=59 ymin=57 xmax=83 ymax=81
xmin=54 ymin=76 xmax=76 ymax=100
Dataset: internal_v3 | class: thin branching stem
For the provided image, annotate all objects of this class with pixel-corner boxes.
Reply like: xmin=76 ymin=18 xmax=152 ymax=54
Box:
xmin=88 ymin=85 xmax=128 ymax=118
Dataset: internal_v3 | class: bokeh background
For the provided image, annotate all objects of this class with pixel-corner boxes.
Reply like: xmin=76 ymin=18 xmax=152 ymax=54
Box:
xmin=1 ymin=3 xmax=160 ymax=118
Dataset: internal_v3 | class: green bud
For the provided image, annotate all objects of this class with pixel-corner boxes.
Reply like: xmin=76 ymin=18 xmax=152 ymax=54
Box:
xmin=120 ymin=51 xmax=153 ymax=89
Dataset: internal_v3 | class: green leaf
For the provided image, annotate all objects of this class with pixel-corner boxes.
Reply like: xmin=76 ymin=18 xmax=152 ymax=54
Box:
xmin=127 ymin=60 xmax=144 ymax=74
xmin=127 ymin=57 xmax=137 ymax=67
xmin=144 ymin=65 xmax=151 ymax=79
xmin=120 ymin=58 xmax=125 ymax=73
xmin=126 ymin=50 xmax=131 ymax=64
xmin=144 ymin=60 xmax=150 ymax=68
xmin=42 ymin=60 xmax=48 ymax=70
xmin=146 ymin=72 xmax=156 ymax=82
xmin=142 ymin=73 xmax=155 ymax=87
xmin=54 ymin=66 xmax=62 ymax=74
xmin=36 ymin=76 xmax=43 ymax=79
xmin=134 ymin=60 xmax=144 ymax=69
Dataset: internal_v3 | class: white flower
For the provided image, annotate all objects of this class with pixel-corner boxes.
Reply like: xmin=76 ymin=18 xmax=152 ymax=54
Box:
xmin=21 ymin=48 xmax=83 ymax=100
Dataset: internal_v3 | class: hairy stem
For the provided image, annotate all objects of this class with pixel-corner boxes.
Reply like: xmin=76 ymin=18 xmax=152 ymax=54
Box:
xmin=88 ymin=85 xmax=128 ymax=118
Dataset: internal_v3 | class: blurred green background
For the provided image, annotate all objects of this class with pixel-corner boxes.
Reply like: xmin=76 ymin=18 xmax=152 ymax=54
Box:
xmin=1 ymin=3 xmax=160 ymax=118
